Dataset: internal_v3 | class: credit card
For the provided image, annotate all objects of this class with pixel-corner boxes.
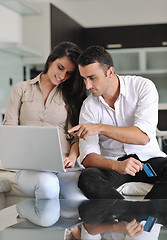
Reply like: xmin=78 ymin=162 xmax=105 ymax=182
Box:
xmin=144 ymin=216 xmax=158 ymax=232
xmin=143 ymin=163 xmax=157 ymax=177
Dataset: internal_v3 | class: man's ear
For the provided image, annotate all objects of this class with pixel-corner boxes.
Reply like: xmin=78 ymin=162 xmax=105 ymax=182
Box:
xmin=107 ymin=67 xmax=114 ymax=78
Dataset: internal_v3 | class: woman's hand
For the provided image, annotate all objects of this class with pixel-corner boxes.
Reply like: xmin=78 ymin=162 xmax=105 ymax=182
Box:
xmin=66 ymin=226 xmax=81 ymax=240
xmin=63 ymin=156 xmax=76 ymax=168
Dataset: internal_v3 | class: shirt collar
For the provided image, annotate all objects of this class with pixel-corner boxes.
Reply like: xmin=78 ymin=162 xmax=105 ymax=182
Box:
xmin=29 ymin=73 xmax=41 ymax=85
xmin=117 ymin=75 xmax=126 ymax=97
xmin=99 ymin=74 xmax=126 ymax=104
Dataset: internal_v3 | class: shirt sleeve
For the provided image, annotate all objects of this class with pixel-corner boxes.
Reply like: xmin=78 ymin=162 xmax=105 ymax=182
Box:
xmin=3 ymin=82 xmax=26 ymax=125
xmin=81 ymin=224 xmax=101 ymax=240
xmin=79 ymin=98 xmax=101 ymax=163
xmin=133 ymin=78 xmax=159 ymax=139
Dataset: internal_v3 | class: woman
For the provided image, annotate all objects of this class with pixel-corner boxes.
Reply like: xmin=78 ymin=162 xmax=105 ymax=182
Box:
xmin=3 ymin=41 xmax=87 ymax=199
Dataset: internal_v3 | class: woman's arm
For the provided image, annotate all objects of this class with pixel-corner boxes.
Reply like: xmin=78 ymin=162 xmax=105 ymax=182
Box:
xmin=3 ymin=82 xmax=24 ymax=125
xmin=63 ymin=141 xmax=79 ymax=168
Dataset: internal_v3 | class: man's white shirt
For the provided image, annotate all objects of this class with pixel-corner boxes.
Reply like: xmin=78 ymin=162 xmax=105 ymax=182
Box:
xmin=79 ymin=75 xmax=166 ymax=163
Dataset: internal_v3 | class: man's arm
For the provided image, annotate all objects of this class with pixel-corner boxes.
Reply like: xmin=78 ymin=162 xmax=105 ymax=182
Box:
xmin=69 ymin=124 xmax=149 ymax=145
xmin=83 ymin=153 xmax=143 ymax=176
xmin=84 ymin=219 xmax=143 ymax=238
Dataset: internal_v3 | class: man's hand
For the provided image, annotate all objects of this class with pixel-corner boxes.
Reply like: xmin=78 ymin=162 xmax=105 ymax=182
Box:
xmin=117 ymin=219 xmax=144 ymax=238
xmin=114 ymin=157 xmax=143 ymax=176
xmin=68 ymin=123 xmax=101 ymax=140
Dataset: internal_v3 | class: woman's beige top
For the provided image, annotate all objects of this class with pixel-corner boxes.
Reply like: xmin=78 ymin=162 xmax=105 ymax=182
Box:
xmin=3 ymin=74 xmax=75 ymax=156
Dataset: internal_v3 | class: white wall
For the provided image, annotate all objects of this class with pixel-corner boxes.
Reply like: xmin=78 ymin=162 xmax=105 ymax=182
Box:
xmin=0 ymin=51 xmax=23 ymax=109
xmin=0 ymin=5 xmax=22 ymax=42
xmin=0 ymin=2 xmax=51 ymax=109
xmin=23 ymin=2 xmax=51 ymax=66
xmin=0 ymin=5 xmax=23 ymax=109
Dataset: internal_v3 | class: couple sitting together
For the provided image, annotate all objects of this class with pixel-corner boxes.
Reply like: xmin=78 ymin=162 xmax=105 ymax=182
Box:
xmin=3 ymin=41 xmax=167 ymax=200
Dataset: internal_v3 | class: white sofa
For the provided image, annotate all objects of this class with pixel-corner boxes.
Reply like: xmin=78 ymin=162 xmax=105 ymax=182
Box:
xmin=0 ymin=169 xmax=30 ymax=210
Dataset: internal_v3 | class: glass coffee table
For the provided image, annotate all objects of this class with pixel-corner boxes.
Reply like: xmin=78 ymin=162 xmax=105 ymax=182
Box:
xmin=0 ymin=198 xmax=82 ymax=240
xmin=0 ymin=198 xmax=167 ymax=240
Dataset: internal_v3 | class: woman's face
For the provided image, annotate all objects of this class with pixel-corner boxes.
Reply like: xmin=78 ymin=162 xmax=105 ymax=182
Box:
xmin=47 ymin=56 xmax=76 ymax=86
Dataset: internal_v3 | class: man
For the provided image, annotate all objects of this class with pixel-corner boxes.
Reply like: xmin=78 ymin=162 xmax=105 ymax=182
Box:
xmin=69 ymin=45 xmax=167 ymax=199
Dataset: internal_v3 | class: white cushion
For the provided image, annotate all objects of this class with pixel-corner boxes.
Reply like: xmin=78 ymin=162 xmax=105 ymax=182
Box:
xmin=0 ymin=170 xmax=28 ymax=197
xmin=117 ymin=182 xmax=153 ymax=196
xmin=0 ymin=177 xmax=11 ymax=193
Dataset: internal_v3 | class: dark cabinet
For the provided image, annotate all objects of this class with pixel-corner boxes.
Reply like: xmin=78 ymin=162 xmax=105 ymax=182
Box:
xmin=51 ymin=5 xmax=84 ymax=50
xmin=83 ymin=24 xmax=167 ymax=49
xmin=50 ymin=4 xmax=167 ymax=50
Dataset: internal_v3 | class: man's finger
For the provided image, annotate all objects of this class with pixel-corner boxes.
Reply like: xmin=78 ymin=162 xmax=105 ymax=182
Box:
xmin=68 ymin=125 xmax=80 ymax=133
xmin=133 ymin=159 xmax=143 ymax=170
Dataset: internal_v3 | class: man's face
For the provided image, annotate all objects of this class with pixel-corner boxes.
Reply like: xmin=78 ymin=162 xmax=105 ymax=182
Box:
xmin=79 ymin=62 xmax=111 ymax=97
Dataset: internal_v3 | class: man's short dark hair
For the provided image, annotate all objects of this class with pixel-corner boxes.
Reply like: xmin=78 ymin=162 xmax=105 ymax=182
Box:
xmin=78 ymin=46 xmax=114 ymax=74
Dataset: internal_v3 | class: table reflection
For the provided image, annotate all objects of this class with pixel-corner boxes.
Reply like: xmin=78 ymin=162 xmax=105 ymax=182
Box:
xmin=78 ymin=199 xmax=167 ymax=239
xmin=2 ymin=199 xmax=167 ymax=240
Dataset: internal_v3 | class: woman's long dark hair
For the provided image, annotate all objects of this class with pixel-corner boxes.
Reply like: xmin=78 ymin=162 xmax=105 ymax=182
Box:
xmin=43 ymin=41 xmax=87 ymax=127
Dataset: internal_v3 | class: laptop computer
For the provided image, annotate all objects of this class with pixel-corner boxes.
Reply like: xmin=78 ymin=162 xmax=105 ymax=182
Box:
xmin=0 ymin=125 xmax=83 ymax=172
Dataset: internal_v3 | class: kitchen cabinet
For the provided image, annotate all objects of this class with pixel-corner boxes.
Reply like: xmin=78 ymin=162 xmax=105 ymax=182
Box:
xmin=0 ymin=1 xmax=42 ymax=109
xmin=108 ymin=47 xmax=167 ymax=103
xmin=84 ymin=24 xmax=167 ymax=49
xmin=0 ymin=0 xmax=42 ymax=59
xmin=108 ymin=47 xmax=167 ymax=76
xmin=51 ymin=4 xmax=84 ymax=51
